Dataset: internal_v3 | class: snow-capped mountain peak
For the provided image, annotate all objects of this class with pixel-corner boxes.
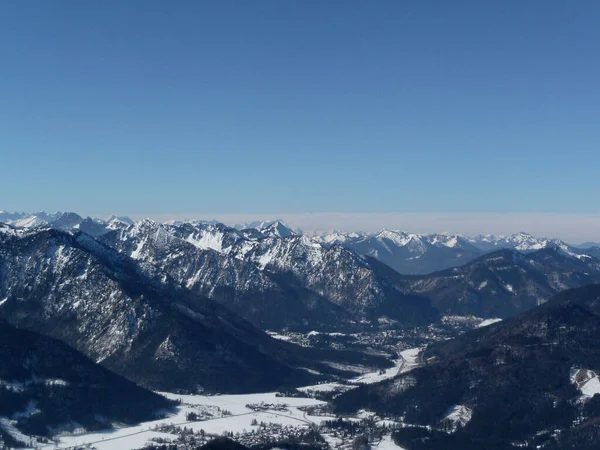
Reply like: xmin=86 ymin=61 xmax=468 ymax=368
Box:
xmin=0 ymin=211 xmax=63 ymax=228
xmin=260 ymin=221 xmax=296 ymax=238
xmin=166 ymin=221 xmax=245 ymax=254
xmin=469 ymin=232 xmax=567 ymax=252
xmin=235 ymin=219 xmax=289 ymax=231
xmin=106 ymin=215 xmax=134 ymax=226
xmin=374 ymin=230 xmax=427 ymax=253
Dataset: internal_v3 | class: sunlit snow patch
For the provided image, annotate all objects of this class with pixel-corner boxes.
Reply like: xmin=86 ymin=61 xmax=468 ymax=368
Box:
xmin=374 ymin=433 xmax=407 ymax=450
xmin=477 ymin=318 xmax=502 ymax=328
xmin=297 ymin=382 xmax=355 ymax=394
xmin=266 ymin=331 xmax=294 ymax=342
xmin=442 ymin=404 xmax=473 ymax=428
xmin=570 ymin=369 xmax=600 ymax=399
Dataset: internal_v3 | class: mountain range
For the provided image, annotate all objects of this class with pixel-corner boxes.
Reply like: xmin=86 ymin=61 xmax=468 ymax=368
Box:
xmin=0 ymin=225 xmax=392 ymax=394
xmin=2 ymin=212 xmax=600 ymax=331
xmin=91 ymin=218 xmax=438 ymax=331
xmin=316 ymin=229 xmax=600 ymax=274
xmin=384 ymin=247 xmax=600 ymax=317
xmin=2 ymin=211 xmax=599 ymax=276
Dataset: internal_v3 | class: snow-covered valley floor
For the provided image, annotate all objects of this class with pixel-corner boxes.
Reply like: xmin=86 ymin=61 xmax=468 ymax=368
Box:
xmin=38 ymin=392 xmax=326 ymax=450
xmin=31 ymin=348 xmax=422 ymax=450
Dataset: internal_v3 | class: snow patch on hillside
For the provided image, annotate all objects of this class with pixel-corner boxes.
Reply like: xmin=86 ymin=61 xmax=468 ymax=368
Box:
xmin=477 ymin=318 xmax=502 ymax=328
xmin=0 ymin=417 xmax=34 ymax=447
xmin=571 ymin=369 xmax=600 ymax=399
xmin=265 ymin=331 xmax=294 ymax=342
xmin=443 ymin=404 xmax=473 ymax=428
xmin=297 ymin=382 xmax=355 ymax=393
xmin=374 ymin=433 xmax=407 ymax=450
xmin=185 ymin=231 xmax=227 ymax=253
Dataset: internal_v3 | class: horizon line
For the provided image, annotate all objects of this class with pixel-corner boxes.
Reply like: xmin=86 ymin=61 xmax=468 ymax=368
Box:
xmin=3 ymin=210 xmax=599 ymax=244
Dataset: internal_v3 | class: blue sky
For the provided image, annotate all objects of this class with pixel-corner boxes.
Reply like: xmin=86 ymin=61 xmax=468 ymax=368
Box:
xmin=1 ymin=1 xmax=599 ymax=219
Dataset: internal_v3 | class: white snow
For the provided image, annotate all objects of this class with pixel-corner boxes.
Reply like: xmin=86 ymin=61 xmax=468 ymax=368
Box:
xmin=0 ymin=298 xmax=7 ymax=307
xmin=40 ymin=391 xmax=328 ymax=450
xmin=0 ymin=417 xmax=36 ymax=447
xmin=477 ymin=318 xmax=502 ymax=328
xmin=43 ymin=378 xmax=69 ymax=387
xmin=375 ymin=231 xmax=427 ymax=254
xmin=14 ymin=216 xmax=44 ymax=228
xmin=261 ymin=222 xmax=295 ymax=238
xmin=297 ymin=382 xmax=355 ymax=393
xmin=185 ymin=230 xmax=228 ymax=253
xmin=312 ymin=231 xmax=363 ymax=245
xmin=322 ymin=433 xmax=344 ymax=448
xmin=442 ymin=236 xmax=458 ymax=248
xmin=581 ymin=377 xmax=600 ymax=397
xmin=356 ymin=409 xmax=377 ymax=419
xmin=556 ymin=243 xmax=593 ymax=260
xmin=570 ymin=369 xmax=600 ymax=399
xmin=307 ymin=331 xmax=346 ymax=337
xmin=374 ymin=433 xmax=407 ymax=450
xmin=0 ymin=377 xmax=69 ymax=392
xmin=44 ymin=428 xmax=177 ymax=450
xmin=350 ymin=348 xmax=421 ymax=384
xmin=130 ymin=239 xmax=146 ymax=259
xmin=443 ymin=405 xmax=473 ymax=427
xmin=256 ymin=248 xmax=277 ymax=269
xmin=266 ymin=332 xmax=294 ymax=342
xmin=299 ymin=235 xmax=323 ymax=249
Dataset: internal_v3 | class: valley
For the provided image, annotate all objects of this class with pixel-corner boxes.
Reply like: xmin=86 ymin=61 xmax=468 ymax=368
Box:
xmin=33 ymin=338 xmax=427 ymax=450
xmin=1 ymin=315 xmax=494 ymax=450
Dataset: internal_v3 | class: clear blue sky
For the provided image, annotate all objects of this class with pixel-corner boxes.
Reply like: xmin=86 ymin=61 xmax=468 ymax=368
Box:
xmin=1 ymin=1 xmax=599 ymax=215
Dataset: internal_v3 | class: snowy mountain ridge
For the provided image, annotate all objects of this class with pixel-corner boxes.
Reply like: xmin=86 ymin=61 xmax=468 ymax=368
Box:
xmin=93 ymin=217 xmax=438 ymax=330
xmin=0 ymin=226 xmax=394 ymax=395
xmin=1 ymin=210 xmax=595 ymax=252
xmin=1 ymin=211 xmax=599 ymax=277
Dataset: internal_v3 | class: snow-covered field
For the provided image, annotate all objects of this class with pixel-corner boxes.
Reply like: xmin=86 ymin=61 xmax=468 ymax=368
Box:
xmin=38 ymin=392 xmax=330 ymax=450
xmin=28 ymin=349 xmax=423 ymax=450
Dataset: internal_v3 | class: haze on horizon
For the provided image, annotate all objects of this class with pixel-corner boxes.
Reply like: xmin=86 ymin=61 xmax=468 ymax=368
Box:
xmin=2 ymin=209 xmax=599 ymax=244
